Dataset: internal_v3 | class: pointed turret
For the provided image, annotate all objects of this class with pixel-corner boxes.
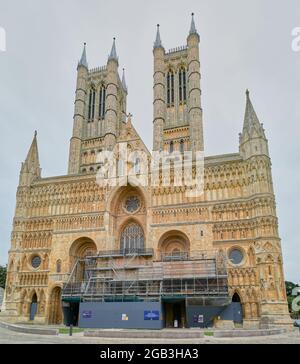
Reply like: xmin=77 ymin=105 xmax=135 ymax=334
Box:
xmin=108 ymin=37 xmax=118 ymax=62
xmin=19 ymin=131 xmax=41 ymax=186
xmin=239 ymin=90 xmax=269 ymax=159
xmin=243 ymin=89 xmax=262 ymax=132
xmin=69 ymin=44 xmax=89 ymax=174
xmin=153 ymin=24 xmax=166 ymax=151
xmin=78 ymin=43 xmax=88 ymax=69
xmin=187 ymin=13 xmax=203 ymax=153
xmin=122 ymin=68 xmax=128 ymax=93
xmin=105 ymin=38 xmax=119 ymax=150
xmin=154 ymin=24 xmax=163 ymax=49
xmin=189 ymin=12 xmax=198 ymax=35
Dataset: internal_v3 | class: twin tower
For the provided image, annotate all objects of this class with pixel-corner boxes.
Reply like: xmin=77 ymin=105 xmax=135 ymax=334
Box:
xmin=68 ymin=14 xmax=204 ymax=175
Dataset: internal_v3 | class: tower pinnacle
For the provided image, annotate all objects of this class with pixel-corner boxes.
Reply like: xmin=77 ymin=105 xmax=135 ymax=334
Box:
xmin=239 ymin=90 xmax=269 ymax=159
xmin=189 ymin=12 xmax=198 ymax=35
xmin=19 ymin=131 xmax=41 ymax=185
xmin=243 ymin=89 xmax=261 ymax=132
xmin=122 ymin=68 xmax=128 ymax=93
xmin=108 ymin=37 xmax=118 ymax=62
xmin=154 ymin=24 xmax=163 ymax=49
xmin=78 ymin=42 xmax=88 ymax=69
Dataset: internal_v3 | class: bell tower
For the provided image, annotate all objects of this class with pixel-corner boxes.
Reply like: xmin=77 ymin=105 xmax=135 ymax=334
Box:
xmin=152 ymin=14 xmax=204 ymax=154
xmin=68 ymin=40 xmax=128 ymax=175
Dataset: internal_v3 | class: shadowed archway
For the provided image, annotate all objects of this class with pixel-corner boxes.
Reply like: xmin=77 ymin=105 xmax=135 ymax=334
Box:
xmin=158 ymin=230 xmax=190 ymax=260
xmin=48 ymin=286 xmax=63 ymax=325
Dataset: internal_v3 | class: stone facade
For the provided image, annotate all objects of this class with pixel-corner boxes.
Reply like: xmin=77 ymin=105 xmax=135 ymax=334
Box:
xmin=2 ymin=16 xmax=291 ymax=329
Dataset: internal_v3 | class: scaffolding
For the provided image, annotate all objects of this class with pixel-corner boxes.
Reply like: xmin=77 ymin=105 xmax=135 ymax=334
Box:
xmin=62 ymin=249 xmax=229 ymax=303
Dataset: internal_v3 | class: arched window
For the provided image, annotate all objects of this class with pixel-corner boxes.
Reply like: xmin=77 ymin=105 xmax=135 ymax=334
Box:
xmin=56 ymin=260 xmax=62 ymax=273
xmin=29 ymin=293 xmax=38 ymax=321
xmin=88 ymin=88 xmax=96 ymax=121
xmin=232 ymin=292 xmax=241 ymax=303
xmin=179 ymin=67 xmax=187 ymax=103
xmin=172 ymin=248 xmax=181 ymax=256
xmin=134 ymin=158 xmax=141 ymax=174
xmin=99 ymin=85 xmax=106 ymax=119
xmin=120 ymin=222 xmax=145 ymax=252
xmin=167 ymin=70 xmax=174 ymax=107
xmin=169 ymin=141 xmax=174 ymax=153
xmin=180 ymin=139 xmax=184 ymax=153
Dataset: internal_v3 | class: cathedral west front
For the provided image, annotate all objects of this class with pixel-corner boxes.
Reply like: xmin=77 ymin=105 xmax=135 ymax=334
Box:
xmin=1 ymin=14 xmax=292 ymax=330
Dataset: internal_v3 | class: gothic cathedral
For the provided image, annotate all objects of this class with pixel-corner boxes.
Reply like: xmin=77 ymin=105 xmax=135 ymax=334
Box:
xmin=2 ymin=15 xmax=292 ymax=329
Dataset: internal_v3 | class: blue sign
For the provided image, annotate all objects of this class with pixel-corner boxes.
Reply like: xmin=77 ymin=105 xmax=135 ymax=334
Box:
xmin=144 ymin=310 xmax=160 ymax=320
xmin=82 ymin=310 xmax=92 ymax=319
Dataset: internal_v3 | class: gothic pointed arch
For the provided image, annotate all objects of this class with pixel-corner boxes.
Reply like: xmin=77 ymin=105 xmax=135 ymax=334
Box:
xmin=119 ymin=219 xmax=145 ymax=252
xmin=107 ymin=184 xmax=147 ymax=214
xmin=231 ymin=289 xmax=244 ymax=303
xmin=48 ymin=286 xmax=63 ymax=325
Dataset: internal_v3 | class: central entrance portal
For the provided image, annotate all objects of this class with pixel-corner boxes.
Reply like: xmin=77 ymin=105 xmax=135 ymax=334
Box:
xmin=163 ymin=300 xmax=186 ymax=328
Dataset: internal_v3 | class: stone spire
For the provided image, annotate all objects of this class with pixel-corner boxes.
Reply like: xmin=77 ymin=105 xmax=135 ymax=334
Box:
xmin=78 ymin=43 xmax=88 ymax=69
xmin=243 ymin=89 xmax=261 ymax=132
xmin=19 ymin=131 xmax=41 ymax=186
xmin=108 ymin=37 xmax=118 ymax=62
xmin=189 ymin=13 xmax=198 ymax=36
xmin=239 ymin=90 xmax=269 ymax=159
xmin=122 ymin=68 xmax=128 ymax=93
xmin=154 ymin=24 xmax=163 ymax=49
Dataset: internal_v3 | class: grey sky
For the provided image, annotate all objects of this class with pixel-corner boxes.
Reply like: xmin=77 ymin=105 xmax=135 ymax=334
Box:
xmin=0 ymin=0 xmax=299 ymax=283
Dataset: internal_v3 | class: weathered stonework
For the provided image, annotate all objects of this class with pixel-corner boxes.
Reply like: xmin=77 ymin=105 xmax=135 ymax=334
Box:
xmin=1 ymin=18 xmax=291 ymax=329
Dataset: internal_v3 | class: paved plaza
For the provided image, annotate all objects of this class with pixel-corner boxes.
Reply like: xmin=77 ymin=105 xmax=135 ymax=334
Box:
xmin=0 ymin=326 xmax=299 ymax=344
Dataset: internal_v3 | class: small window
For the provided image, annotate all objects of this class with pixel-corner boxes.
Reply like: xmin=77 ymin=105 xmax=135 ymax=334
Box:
xmin=172 ymin=249 xmax=181 ymax=256
xmin=180 ymin=140 xmax=184 ymax=153
xmin=134 ymin=158 xmax=141 ymax=174
xmin=169 ymin=141 xmax=174 ymax=153
xmin=31 ymin=255 xmax=41 ymax=269
xmin=229 ymin=248 xmax=244 ymax=265
xmin=56 ymin=260 xmax=62 ymax=273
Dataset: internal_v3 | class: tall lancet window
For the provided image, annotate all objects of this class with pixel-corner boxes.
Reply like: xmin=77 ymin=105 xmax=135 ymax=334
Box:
xmin=88 ymin=88 xmax=96 ymax=121
xmin=167 ymin=70 xmax=174 ymax=107
xmin=179 ymin=67 xmax=187 ymax=103
xmin=99 ymin=85 xmax=106 ymax=120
